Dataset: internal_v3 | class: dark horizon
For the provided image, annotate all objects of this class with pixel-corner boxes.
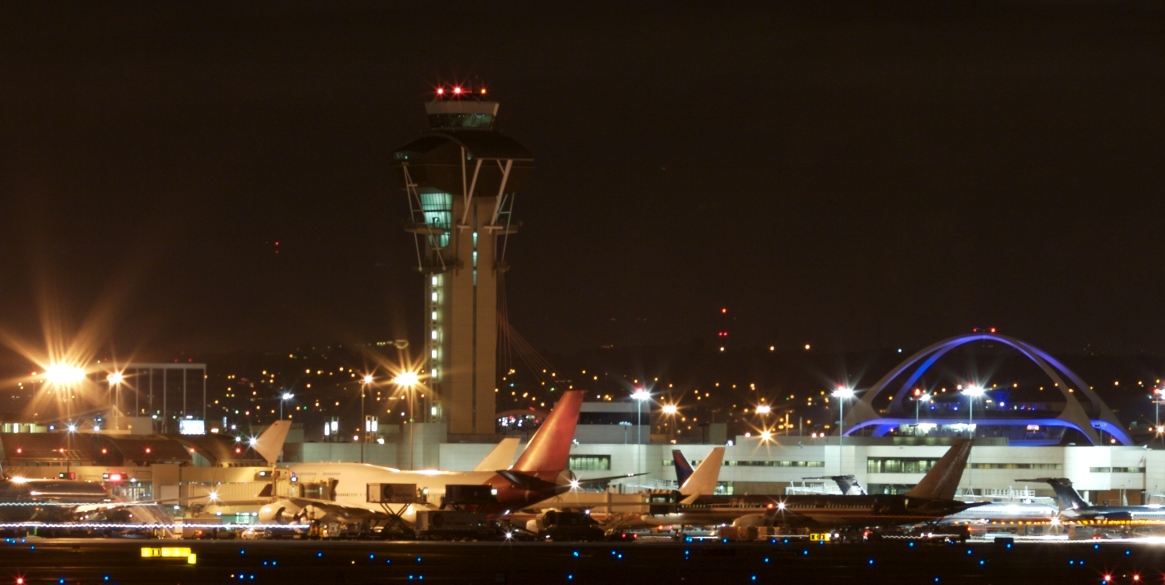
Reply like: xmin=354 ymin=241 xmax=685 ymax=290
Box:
xmin=2 ymin=2 xmax=1163 ymax=365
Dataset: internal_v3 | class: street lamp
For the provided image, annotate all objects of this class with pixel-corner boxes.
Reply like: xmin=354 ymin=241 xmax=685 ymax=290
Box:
xmin=393 ymin=371 xmax=420 ymax=469
xmin=360 ymin=375 xmax=373 ymax=463
xmin=632 ymin=388 xmax=651 ymax=477
xmin=661 ymin=403 xmax=678 ymax=443
xmin=961 ymin=384 xmax=986 ymax=496
xmin=280 ymin=392 xmax=294 ymax=420
xmin=107 ymin=372 xmax=124 ymax=431
xmin=832 ymin=386 xmax=855 ymax=475
xmin=962 ymin=385 xmax=985 ymax=438
xmin=915 ymin=391 xmax=931 ymax=426
xmin=1153 ymin=388 xmax=1164 ymax=445
xmin=46 ymin=363 xmax=86 ymax=424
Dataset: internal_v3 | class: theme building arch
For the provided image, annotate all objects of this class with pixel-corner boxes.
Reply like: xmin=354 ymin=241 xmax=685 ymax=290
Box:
xmin=841 ymin=333 xmax=1131 ymax=446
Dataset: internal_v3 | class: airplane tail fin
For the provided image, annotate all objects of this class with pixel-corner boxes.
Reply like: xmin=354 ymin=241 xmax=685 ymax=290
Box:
xmin=672 ymin=450 xmax=696 ymax=487
xmin=904 ymin=439 xmax=973 ymax=500
xmin=474 ymin=437 xmax=522 ymax=472
xmin=253 ymin=420 xmax=293 ymax=467
xmin=511 ymin=390 xmax=585 ymax=474
xmin=1018 ymin=477 xmax=1090 ymax=511
xmin=679 ymin=447 xmax=725 ymax=503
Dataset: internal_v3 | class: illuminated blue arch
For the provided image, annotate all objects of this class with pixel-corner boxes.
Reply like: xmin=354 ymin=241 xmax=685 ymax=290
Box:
xmin=841 ymin=333 xmax=1131 ymax=446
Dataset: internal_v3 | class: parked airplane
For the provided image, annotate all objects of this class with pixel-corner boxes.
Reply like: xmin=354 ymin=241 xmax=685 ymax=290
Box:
xmin=528 ymin=447 xmax=726 ymax=532
xmin=1017 ymin=477 xmax=1165 ymax=522
xmin=259 ymin=390 xmax=587 ymax=528
xmin=733 ymin=439 xmax=983 ymax=530
xmin=0 ymin=420 xmax=292 ymax=528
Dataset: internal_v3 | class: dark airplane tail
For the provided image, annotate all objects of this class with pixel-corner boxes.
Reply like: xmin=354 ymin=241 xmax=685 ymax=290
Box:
xmin=511 ymin=390 xmax=585 ymax=475
xmin=905 ymin=439 xmax=973 ymax=500
xmin=673 ymin=450 xmax=696 ymax=488
xmin=833 ymin=475 xmax=867 ymax=496
xmin=803 ymin=475 xmax=867 ymax=496
xmin=1018 ymin=477 xmax=1090 ymax=511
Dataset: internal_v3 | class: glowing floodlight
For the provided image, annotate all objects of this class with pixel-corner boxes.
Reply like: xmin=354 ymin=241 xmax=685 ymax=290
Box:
xmin=45 ymin=364 xmax=85 ymax=385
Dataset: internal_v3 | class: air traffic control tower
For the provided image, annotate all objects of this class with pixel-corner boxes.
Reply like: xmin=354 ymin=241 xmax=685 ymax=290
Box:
xmin=392 ymin=85 xmax=533 ymax=438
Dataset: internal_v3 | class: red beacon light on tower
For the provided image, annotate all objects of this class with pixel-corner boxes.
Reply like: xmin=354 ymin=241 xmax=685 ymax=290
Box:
xmin=434 ymin=83 xmax=490 ymax=102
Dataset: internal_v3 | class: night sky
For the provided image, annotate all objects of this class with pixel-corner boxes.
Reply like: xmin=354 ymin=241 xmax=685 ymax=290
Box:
xmin=1 ymin=1 xmax=1163 ymax=363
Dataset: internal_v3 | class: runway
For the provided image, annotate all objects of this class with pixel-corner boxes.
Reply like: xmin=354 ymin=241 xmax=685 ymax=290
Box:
xmin=3 ymin=536 xmax=1163 ymax=584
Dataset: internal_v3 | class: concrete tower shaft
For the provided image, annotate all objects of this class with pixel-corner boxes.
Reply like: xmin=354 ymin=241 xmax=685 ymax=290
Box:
xmin=392 ymin=91 xmax=533 ymax=437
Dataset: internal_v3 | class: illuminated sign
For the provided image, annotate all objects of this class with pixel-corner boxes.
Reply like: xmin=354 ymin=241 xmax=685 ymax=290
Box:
xmin=179 ymin=419 xmax=206 ymax=435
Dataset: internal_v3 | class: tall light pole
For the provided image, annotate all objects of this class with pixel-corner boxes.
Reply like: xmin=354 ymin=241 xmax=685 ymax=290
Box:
xmin=280 ymin=392 xmax=294 ymax=420
xmin=632 ymin=388 xmax=650 ymax=478
xmin=963 ymin=385 xmax=985 ymax=438
xmin=662 ymin=403 xmax=678 ymax=443
xmin=394 ymin=371 xmax=420 ymax=470
xmin=915 ymin=391 xmax=931 ymax=427
xmin=107 ymin=371 xmax=124 ymax=431
xmin=832 ymin=386 xmax=855 ymax=475
xmin=962 ymin=384 xmax=986 ymax=496
xmin=1153 ymin=388 xmax=1163 ymax=446
xmin=361 ymin=375 xmax=373 ymax=464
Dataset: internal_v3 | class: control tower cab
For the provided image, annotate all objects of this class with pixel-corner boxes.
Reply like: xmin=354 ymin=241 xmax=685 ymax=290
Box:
xmin=392 ymin=85 xmax=533 ymax=438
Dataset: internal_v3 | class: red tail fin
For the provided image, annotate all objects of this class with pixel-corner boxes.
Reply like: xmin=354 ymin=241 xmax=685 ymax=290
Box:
xmin=510 ymin=390 xmax=585 ymax=474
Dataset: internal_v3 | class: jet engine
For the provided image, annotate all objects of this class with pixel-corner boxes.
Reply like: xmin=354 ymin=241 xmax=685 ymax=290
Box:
xmin=258 ymin=500 xmax=304 ymax=524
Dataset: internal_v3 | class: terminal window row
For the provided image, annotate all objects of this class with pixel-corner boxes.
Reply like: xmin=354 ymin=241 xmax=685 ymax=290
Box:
xmin=569 ymin=455 xmax=611 ymax=471
xmin=724 ymin=460 xmax=824 ymax=468
xmin=1090 ymin=466 xmax=1144 ymax=473
xmin=868 ymin=458 xmax=1065 ymax=473
xmin=970 ymin=463 xmax=1063 ymax=470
